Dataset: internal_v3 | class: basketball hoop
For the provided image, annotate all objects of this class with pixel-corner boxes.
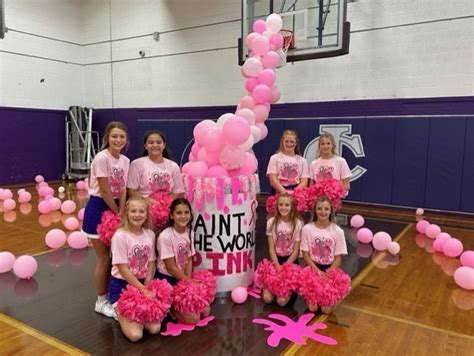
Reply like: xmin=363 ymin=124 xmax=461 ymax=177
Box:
xmin=276 ymin=29 xmax=294 ymax=68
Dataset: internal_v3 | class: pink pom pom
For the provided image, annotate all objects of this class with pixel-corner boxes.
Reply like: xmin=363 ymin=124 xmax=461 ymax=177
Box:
xmin=172 ymin=279 xmax=209 ymax=315
xmin=117 ymin=279 xmax=173 ymax=324
xmin=192 ymin=270 xmax=217 ymax=304
xmin=296 ymin=266 xmax=323 ymax=306
xmin=97 ymin=211 xmax=121 ymax=246
xmin=254 ymin=259 xmax=277 ymax=289
xmin=267 ymin=263 xmax=301 ymax=298
xmin=149 ymin=192 xmax=173 ymax=231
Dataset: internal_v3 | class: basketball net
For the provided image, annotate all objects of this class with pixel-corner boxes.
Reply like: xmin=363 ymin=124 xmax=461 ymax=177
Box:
xmin=276 ymin=29 xmax=294 ymax=68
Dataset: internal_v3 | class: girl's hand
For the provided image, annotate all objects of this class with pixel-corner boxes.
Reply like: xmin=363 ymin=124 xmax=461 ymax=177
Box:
xmin=142 ymin=288 xmax=153 ymax=299
xmin=275 ymin=263 xmax=282 ymax=272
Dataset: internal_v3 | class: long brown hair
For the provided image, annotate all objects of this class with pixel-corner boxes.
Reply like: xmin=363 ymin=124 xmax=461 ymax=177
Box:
xmin=100 ymin=121 xmax=129 ymax=151
xmin=270 ymin=193 xmax=301 ymax=236
xmin=166 ymin=197 xmax=194 ymax=244
xmin=311 ymin=195 xmax=335 ymax=223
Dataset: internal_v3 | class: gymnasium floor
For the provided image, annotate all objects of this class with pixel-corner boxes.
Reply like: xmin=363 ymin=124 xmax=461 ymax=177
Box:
xmin=0 ymin=183 xmax=473 ymax=355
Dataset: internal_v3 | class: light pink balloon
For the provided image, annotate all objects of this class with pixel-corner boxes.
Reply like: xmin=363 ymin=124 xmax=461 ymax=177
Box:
xmin=38 ymin=186 xmax=51 ymax=197
xmin=217 ymin=113 xmax=234 ymax=127
xmin=219 ymin=145 xmax=246 ymax=171
xmin=37 ymin=182 xmax=48 ymax=189
xmin=45 ymin=229 xmax=67 ymax=249
xmin=188 ymin=161 xmax=208 ymax=177
xmin=442 ymin=238 xmax=463 ymax=258
xmin=239 ymin=133 xmax=255 ymax=151
xmin=231 ymin=286 xmax=248 ymax=304
xmin=13 ymin=255 xmax=38 ymax=279
xmin=207 ymin=165 xmax=229 ymax=178
xmin=350 ymin=214 xmax=365 ymax=228
xmin=206 ymin=150 xmax=221 ymax=166
xmin=201 ymin=127 xmax=226 ymax=152
xmin=372 ymin=231 xmax=392 ymax=251
xmin=245 ymin=77 xmax=259 ymax=93
xmin=425 ymin=224 xmax=441 ymax=239
xmin=388 ymin=241 xmax=400 ymax=255
xmin=256 ymin=123 xmax=268 ymax=139
xmin=0 ymin=251 xmax=16 ymax=273
xmin=433 ymin=233 xmax=451 ymax=252
xmin=357 ymin=228 xmax=373 ymax=244
xmin=253 ymin=84 xmax=271 ymax=104
xmin=191 ymin=142 xmax=201 ymax=157
xmin=223 ymin=116 xmax=251 ymax=146
xmin=38 ymin=200 xmax=52 ymax=214
xmin=266 ymin=13 xmax=283 ymax=33
xmin=270 ymin=33 xmax=284 ymax=49
xmin=34 ymin=175 xmax=44 ymax=183
xmin=67 ymin=231 xmax=89 ymax=249
xmin=239 ymin=96 xmax=257 ymax=110
xmin=193 ymin=120 xmax=216 ymax=145
xmin=454 ymin=266 xmax=474 ymax=290
xmin=460 ymin=251 xmax=474 ymax=268
xmin=18 ymin=191 xmax=32 ymax=203
xmin=181 ymin=162 xmax=192 ymax=175
xmin=262 ymin=51 xmax=280 ymax=68
xmin=49 ymin=197 xmax=62 ymax=211
xmin=64 ymin=217 xmax=80 ymax=231
xmin=242 ymin=57 xmax=263 ymax=77
xmin=253 ymin=105 xmax=269 ymax=123
xmin=416 ymin=220 xmax=430 ymax=233
xmin=3 ymin=199 xmax=16 ymax=211
xmin=245 ymin=32 xmax=259 ymax=49
xmin=239 ymin=152 xmax=258 ymax=174
xmin=250 ymin=125 xmax=263 ymax=143
xmin=77 ymin=208 xmax=85 ymax=220
xmin=252 ymin=35 xmax=270 ymax=56
xmin=0 ymin=189 xmax=13 ymax=200
xmin=76 ymin=180 xmax=86 ymax=190
xmin=416 ymin=208 xmax=424 ymax=216
xmin=61 ymin=200 xmax=77 ymax=214
xmin=270 ymin=85 xmax=281 ymax=103
xmin=235 ymin=108 xmax=256 ymax=125
xmin=257 ymin=68 xmax=276 ymax=87
xmin=252 ymin=19 xmax=266 ymax=34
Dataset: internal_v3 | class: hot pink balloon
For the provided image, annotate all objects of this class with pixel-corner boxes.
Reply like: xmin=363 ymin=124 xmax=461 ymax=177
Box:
xmin=262 ymin=51 xmax=280 ymax=68
xmin=252 ymin=19 xmax=266 ymax=34
xmin=350 ymin=215 xmax=365 ymax=228
xmin=252 ymin=84 xmax=271 ymax=104
xmin=67 ymin=231 xmax=89 ymax=249
xmin=416 ymin=220 xmax=430 ymax=234
xmin=242 ymin=57 xmax=263 ymax=77
xmin=252 ymin=35 xmax=270 ymax=56
xmin=45 ymin=229 xmax=67 ymax=249
xmin=13 ymin=255 xmax=38 ymax=279
xmin=253 ymin=105 xmax=269 ymax=123
xmin=64 ymin=217 xmax=80 ymax=231
xmin=454 ymin=266 xmax=474 ymax=290
xmin=223 ymin=116 xmax=251 ymax=146
xmin=38 ymin=200 xmax=52 ymax=214
xmin=357 ymin=228 xmax=373 ymax=244
xmin=231 ymin=286 xmax=248 ymax=304
xmin=245 ymin=77 xmax=259 ymax=93
xmin=257 ymin=68 xmax=276 ymax=87
xmin=0 ymin=251 xmax=16 ymax=273
xmin=425 ymin=224 xmax=441 ymax=239
xmin=372 ymin=231 xmax=392 ymax=251
xmin=18 ymin=191 xmax=32 ymax=203
xmin=3 ymin=199 xmax=16 ymax=211
xmin=442 ymin=238 xmax=463 ymax=258
xmin=206 ymin=150 xmax=220 ymax=166
xmin=207 ymin=165 xmax=229 ymax=178
xmin=61 ymin=200 xmax=77 ymax=214
xmin=270 ymin=33 xmax=284 ymax=49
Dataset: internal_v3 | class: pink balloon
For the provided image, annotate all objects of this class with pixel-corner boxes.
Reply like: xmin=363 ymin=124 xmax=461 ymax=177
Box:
xmin=350 ymin=215 xmax=365 ymax=228
xmin=3 ymin=199 xmax=16 ymax=211
xmin=252 ymin=84 xmax=271 ymax=104
xmin=372 ymin=231 xmax=392 ymax=251
xmin=201 ymin=127 xmax=226 ymax=152
xmin=388 ymin=242 xmax=400 ymax=255
xmin=188 ymin=162 xmax=208 ymax=177
xmin=245 ymin=32 xmax=259 ymax=49
xmin=357 ymin=228 xmax=373 ymax=244
xmin=442 ymin=238 xmax=463 ymax=258
xmin=193 ymin=120 xmax=215 ymax=145
xmin=231 ymin=286 xmax=248 ymax=304
xmin=18 ymin=191 xmax=32 ymax=203
xmin=216 ymin=113 xmax=234 ymax=127
xmin=13 ymin=255 xmax=38 ymax=279
xmin=242 ymin=57 xmax=263 ymax=77
xmin=253 ymin=105 xmax=269 ymax=123
xmin=252 ymin=19 xmax=266 ymax=34
xmin=245 ymin=77 xmax=259 ymax=93
xmin=250 ymin=125 xmax=263 ymax=143
xmin=460 ymin=251 xmax=474 ymax=268
xmin=191 ymin=142 xmax=201 ymax=157
xmin=45 ymin=229 xmax=67 ymax=249
xmin=219 ymin=145 xmax=246 ymax=171
xmin=49 ymin=197 xmax=62 ymax=211
xmin=269 ymin=85 xmax=281 ymax=103
xmin=252 ymin=35 xmax=270 ymax=56
xmin=239 ymin=96 xmax=257 ymax=110
xmin=34 ymin=175 xmax=44 ymax=183
xmin=76 ymin=180 xmax=86 ymax=190
xmin=425 ymin=224 xmax=441 ymax=239
xmin=38 ymin=186 xmax=51 ymax=197
xmin=0 ymin=189 xmax=13 ymax=200
xmin=454 ymin=266 xmax=474 ymax=290
xmin=270 ymin=33 xmax=284 ymax=49
xmin=61 ymin=200 xmax=77 ymax=214
xmin=77 ymin=208 xmax=85 ymax=220
xmin=181 ymin=162 xmax=192 ymax=175
xmin=266 ymin=13 xmax=283 ymax=33
xmin=0 ymin=251 xmax=16 ymax=273
xmin=37 ymin=182 xmax=48 ymax=189
xmin=239 ymin=152 xmax=258 ymax=175
xmin=67 ymin=231 xmax=89 ymax=249
xmin=262 ymin=51 xmax=280 ymax=68
xmin=235 ymin=108 xmax=256 ymax=125
xmin=223 ymin=116 xmax=251 ymax=146
xmin=256 ymin=123 xmax=268 ymax=140
xmin=64 ymin=217 xmax=80 ymax=231
xmin=207 ymin=165 xmax=229 ymax=178
xmin=416 ymin=220 xmax=430 ymax=233
xmin=38 ymin=200 xmax=52 ymax=214
xmin=257 ymin=68 xmax=276 ymax=87
xmin=433 ymin=233 xmax=451 ymax=252
xmin=206 ymin=150 xmax=220 ymax=166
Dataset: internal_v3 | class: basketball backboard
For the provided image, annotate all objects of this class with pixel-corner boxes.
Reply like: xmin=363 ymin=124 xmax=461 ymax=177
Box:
xmin=239 ymin=0 xmax=350 ymax=64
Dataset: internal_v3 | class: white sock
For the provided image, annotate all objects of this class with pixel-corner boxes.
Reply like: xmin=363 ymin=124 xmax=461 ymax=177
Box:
xmin=97 ymin=294 xmax=107 ymax=303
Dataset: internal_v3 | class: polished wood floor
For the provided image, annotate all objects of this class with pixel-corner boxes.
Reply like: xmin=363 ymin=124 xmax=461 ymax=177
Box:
xmin=0 ymin=182 xmax=473 ymax=355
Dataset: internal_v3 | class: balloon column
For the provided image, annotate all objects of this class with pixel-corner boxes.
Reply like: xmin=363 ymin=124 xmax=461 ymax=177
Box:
xmin=182 ymin=14 xmax=284 ymax=178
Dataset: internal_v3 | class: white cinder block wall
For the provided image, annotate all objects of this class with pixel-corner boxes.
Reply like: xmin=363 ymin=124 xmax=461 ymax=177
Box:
xmin=1 ymin=0 xmax=473 ymax=110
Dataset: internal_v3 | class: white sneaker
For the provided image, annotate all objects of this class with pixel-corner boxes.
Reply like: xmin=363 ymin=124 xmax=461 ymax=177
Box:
xmin=95 ymin=299 xmax=117 ymax=320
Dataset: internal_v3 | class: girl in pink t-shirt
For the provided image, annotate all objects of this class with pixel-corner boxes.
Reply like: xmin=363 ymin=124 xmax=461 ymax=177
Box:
xmin=266 ymin=129 xmax=309 ymax=194
xmin=263 ymin=194 xmax=303 ymax=306
xmin=309 ymin=132 xmax=351 ymax=194
xmin=127 ymin=130 xmax=184 ymax=202
xmin=108 ymin=196 xmax=159 ymax=341
xmin=300 ymin=196 xmax=349 ymax=314
xmin=155 ymin=198 xmax=208 ymax=324
xmin=82 ymin=121 xmax=130 ymax=319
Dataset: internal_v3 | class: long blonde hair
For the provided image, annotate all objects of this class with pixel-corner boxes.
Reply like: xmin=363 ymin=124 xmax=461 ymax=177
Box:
xmin=316 ymin=132 xmax=338 ymax=158
xmin=277 ymin=129 xmax=301 ymax=155
xmin=119 ymin=196 xmax=153 ymax=232
xmin=270 ymin=194 xmax=301 ymax=236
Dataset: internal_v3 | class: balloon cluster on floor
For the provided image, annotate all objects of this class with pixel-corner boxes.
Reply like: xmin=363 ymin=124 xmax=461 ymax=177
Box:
xmin=182 ymin=14 xmax=285 ymax=179
xmin=352 ymin=214 xmax=400 ymax=255
xmin=0 ymin=252 xmax=37 ymax=279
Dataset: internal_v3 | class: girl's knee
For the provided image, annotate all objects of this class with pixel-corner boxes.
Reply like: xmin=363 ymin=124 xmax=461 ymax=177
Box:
xmin=276 ymin=296 xmax=290 ymax=307
xmin=145 ymin=322 xmax=161 ymax=335
xmin=124 ymin=328 xmax=143 ymax=342
xmin=262 ymin=289 xmax=274 ymax=304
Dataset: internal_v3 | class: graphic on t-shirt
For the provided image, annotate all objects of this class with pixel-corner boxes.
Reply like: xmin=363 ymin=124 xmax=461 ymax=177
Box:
xmin=310 ymin=237 xmax=333 ymax=264
xmin=110 ymin=166 xmax=125 ymax=197
xmin=128 ymin=244 xmax=151 ymax=278
xmin=279 ymin=162 xmax=299 ymax=184
xmin=276 ymin=230 xmax=293 ymax=256
xmin=176 ymin=244 xmax=189 ymax=271
xmin=315 ymin=166 xmax=334 ymax=182
xmin=149 ymin=171 xmax=171 ymax=193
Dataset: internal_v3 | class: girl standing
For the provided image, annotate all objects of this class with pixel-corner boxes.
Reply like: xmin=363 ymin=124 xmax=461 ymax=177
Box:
xmin=127 ymin=130 xmax=184 ymax=202
xmin=263 ymin=194 xmax=303 ymax=306
xmin=300 ymin=196 xmax=349 ymax=314
xmin=109 ymin=196 xmax=162 ymax=342
xmin=266 ymin=129 xmax=309 ymax=194
xmin=82 ymin=121 xmax=129 ymax=318
xmin=309 ymin=132 xmax=351 ymax=193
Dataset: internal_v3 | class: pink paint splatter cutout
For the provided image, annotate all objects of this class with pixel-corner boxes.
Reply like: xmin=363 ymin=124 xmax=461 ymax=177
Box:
xmin=161 ymin=315 xmax=215 ymax=336
xmin=253 ymin=313 xmax=337 ymax=347
xmin=247 ymin=284 xmax=261 ymax=299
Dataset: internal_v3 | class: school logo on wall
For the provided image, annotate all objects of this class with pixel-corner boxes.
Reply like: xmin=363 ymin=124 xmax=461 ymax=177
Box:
xmin=303 ymin=124 xmax=367 ymax=181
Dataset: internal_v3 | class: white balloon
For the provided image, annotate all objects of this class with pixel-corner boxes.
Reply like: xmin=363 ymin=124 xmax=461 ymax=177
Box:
xmin=266 ymin=13 xmax=283 ymax=34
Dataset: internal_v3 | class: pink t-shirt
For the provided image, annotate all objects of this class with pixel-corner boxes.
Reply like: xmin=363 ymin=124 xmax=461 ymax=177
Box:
xmin=309 ymin=156 xmax=351 ymax=183
xmin=266 ymin=153 xmax=310 ymax=187
xmin=127 ymin=157 xmax=184 ymax=197
xmin=111 ymin=228 xmax=156 ymax=280
xmin=300 ymin=223 xmax=347 ymax=265
xmin=156 ymin=227 xmax=195 ymax=276
xmin=266 ymin=217 xmax=303 ymax=257
xmin=88 ymin=149 xmax=130 ymax=198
